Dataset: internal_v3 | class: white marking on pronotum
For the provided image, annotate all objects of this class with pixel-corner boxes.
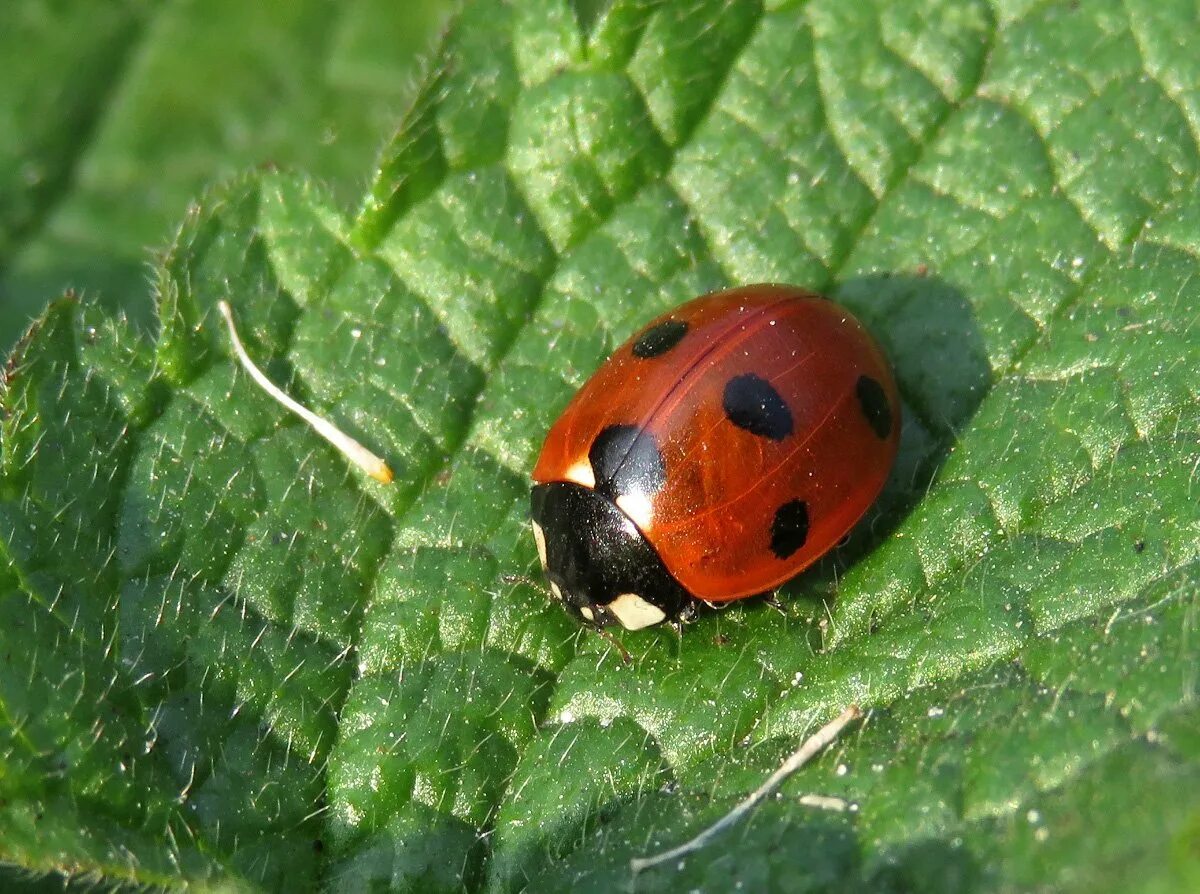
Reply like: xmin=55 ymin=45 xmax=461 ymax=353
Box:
xmin=606 ymin=592 xmax=666 ymax=630
xmin=549 ymin=581 xmax=564 ymax=601
xmin=615 ymin=492 xmax=654 ymax=530
xmin=563 ymin=458 xmax=596 ymax=489
xmin=578 ymin=605 xmax=595 ymax=621
xmin=531 ymin=521 xmax=548 ymax=569
xmin=631 ymin=705 xmax=863 ymax=873
xmin=217 ymin=301 xmax=394 ymax=484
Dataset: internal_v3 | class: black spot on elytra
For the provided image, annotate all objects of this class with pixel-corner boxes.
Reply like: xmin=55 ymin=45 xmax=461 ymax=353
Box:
xmin=856 ymin=375 xmax=892 ymax=439
xmin=723 ymin=373 xmax=794 ymax=441
xmin=632 ymin=320 xmax=688 ymax=358
xmin=770 ymin=499 xmax=809 ymax=559
xmin=589 ymin=424 xmax=666 ymax=499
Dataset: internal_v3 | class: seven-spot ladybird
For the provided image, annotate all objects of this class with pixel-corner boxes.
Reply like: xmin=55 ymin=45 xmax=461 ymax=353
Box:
xmin=530 ymin=284 xmax=900 ymax=630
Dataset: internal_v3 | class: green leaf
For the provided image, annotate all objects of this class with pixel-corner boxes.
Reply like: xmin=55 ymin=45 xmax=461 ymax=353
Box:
xmin=3 ymin=0 xmax=1199 ymax=891
xmin=0 ymin=0 xmax=453 ymax=352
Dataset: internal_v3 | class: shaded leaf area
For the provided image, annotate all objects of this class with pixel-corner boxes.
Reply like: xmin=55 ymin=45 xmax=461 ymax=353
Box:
xmin=1 ymin=0 xmax=1198 ymax=891
xmin=0 ymin=0 xmax=142 ymax=262
xmin=0 ymin=0 xmax=454 ymax=351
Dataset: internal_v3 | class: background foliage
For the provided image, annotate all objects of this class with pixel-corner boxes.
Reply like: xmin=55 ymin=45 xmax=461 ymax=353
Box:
xmin=0 ymin=0 xmax=453 ymax=353
xmin=1 ymin=0 xmax=1198 ymax=891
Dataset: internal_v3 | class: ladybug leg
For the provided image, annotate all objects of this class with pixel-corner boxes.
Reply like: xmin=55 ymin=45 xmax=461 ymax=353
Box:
xmin=593 ymin=627 xmax=633 ymax=664
xmin=761 ymin=592 xmax=788 ymax=615
xmin=677 ymin=600 xmax=701 ymax=624
xmin=665 ymin=600 xmax=700 ymax=636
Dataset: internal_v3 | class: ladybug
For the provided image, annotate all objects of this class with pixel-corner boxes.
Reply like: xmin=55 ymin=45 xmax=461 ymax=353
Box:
xmin=530 ymin=284 xmax=900 ymax=631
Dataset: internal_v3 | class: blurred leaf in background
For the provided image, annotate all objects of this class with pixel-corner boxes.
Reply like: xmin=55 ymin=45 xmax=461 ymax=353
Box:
xmin=0 ymin=0 xmax=455 ymax=351
xmin=1 ymin=0 xmax=1198 ymax=892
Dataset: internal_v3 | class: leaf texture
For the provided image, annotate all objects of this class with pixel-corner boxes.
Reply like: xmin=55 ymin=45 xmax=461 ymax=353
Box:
xmin=1 ymin=1 xmax=1198 ymax=891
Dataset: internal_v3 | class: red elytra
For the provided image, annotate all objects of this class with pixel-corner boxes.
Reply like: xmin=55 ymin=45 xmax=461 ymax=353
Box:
xmin=530 ymin=284 xmax=900 ymax=630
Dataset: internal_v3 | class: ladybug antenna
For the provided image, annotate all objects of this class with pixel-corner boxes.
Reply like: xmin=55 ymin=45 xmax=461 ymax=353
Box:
xmin=630 ymin=704 xmax=862 ymax=874
xmin=217 ymin=300 xmax=394 ymax=484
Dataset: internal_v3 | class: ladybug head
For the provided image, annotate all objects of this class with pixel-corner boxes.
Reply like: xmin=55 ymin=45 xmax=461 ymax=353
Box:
xmin=529 ymin=483 xmax=689 ymax=631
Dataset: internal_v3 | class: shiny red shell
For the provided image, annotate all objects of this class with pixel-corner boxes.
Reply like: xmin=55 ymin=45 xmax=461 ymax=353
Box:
xmin=532 ymin=284 xmax=900 ymax=603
